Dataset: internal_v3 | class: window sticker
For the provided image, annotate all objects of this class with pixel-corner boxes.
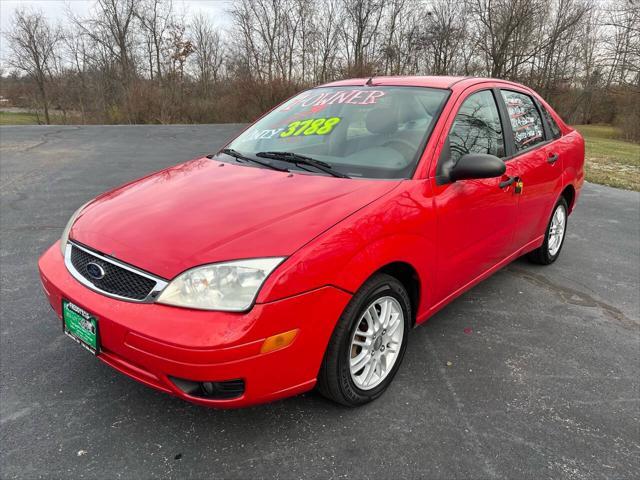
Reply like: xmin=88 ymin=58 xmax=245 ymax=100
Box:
xmin=279 ymin=117 xmax=342 ymax=137
xmin=502 ymin=92 xmax=544 ymax=150
xmin=246 ymin=128 xmax=287 ymax=140
xmin=280 ymin=89 xmax=386 ymax=111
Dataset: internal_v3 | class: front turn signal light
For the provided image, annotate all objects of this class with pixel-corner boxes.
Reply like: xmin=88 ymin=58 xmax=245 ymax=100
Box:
xmin=260 ymin=329 xmax=299 ymax=354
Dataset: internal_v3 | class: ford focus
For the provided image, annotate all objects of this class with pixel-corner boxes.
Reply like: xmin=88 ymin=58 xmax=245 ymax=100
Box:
xmin=38 ymin=76 xmax=584 ymax=407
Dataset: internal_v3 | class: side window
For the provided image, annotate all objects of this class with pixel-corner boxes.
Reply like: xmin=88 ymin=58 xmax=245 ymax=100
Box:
xmin=448 ymin=90 xmax=505 ymax=164
xmin=500 ymin=90 xmax=545 ymax=151
xmin=541 ymin=104 xmax=562 ymax=139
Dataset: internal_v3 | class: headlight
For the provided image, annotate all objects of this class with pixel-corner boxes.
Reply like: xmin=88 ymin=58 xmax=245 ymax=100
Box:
xmin=156 ymin=258 xmax=285 ymax=311
xmin=60 ymin=201 xmax=90 ymax=256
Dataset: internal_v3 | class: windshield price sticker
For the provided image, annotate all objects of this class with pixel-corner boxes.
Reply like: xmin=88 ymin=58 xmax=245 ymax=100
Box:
xmin=280 ymin=117 xmax=341 ymax=137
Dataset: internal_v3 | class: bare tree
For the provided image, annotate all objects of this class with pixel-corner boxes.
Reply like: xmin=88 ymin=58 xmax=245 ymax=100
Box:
xmin=341 ymin=0 xmax=385 ymax=75
xmin=167 ymin=22 xmax=194 ymax=83
xmin=308 ymin=0 xmax=342 ymax=82
xmin=415 ymin=1 xmax=469 ymax=75
xmin=136 ymin=0 xmax=173 ymax=81
xmin=70 ymin=0 xmax=137 ymax=84
xmin=602 ymin=0 xmax=640 ymax=87
xmin=191 ymin=14 xmax=225 ymax=95
xmin=6 ymin=8 xmax=62 ymax=123
xmin=230 ymin=0 xmax=287 ymax=82
xmin=533 ymin=0 xmax=592 ymax=95
xmin=62 ymin=25 xmax=92 ymax=122
xmin=468 ymin=0 xmax=544 ymax=77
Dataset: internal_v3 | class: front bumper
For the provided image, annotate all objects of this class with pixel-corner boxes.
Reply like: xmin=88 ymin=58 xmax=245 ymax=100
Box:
xmin=38 ymin=242 xmax=351 ymax=407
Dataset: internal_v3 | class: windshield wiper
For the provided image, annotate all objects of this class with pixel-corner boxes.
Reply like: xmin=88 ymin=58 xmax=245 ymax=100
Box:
xmin=256 ymin=151 xmax=350 ymax=179
xmin=218 ymin=148 xmax=289 ymax=172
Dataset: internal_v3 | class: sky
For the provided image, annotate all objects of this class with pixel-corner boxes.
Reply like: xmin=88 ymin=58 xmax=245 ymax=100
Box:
xmin=0 ymin=0 xmax=233 ymax=66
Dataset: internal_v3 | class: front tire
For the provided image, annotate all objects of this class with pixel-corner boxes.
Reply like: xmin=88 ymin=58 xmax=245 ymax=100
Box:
xmin=317 ymin=273 xmax=411 ymax=406
xmin=527 ymin=197 xmax=569 ymax=265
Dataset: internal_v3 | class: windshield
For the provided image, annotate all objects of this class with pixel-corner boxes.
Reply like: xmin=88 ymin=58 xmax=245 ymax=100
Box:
xmin=223 ymin=86 xmax=449 ymax=179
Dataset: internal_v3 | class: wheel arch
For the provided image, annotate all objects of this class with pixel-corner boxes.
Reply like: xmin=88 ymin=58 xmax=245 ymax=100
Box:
xmin=372 ymin=261 xmax=421 ymax=326
xmin=561 ymin=184 xmax=576 ymax=213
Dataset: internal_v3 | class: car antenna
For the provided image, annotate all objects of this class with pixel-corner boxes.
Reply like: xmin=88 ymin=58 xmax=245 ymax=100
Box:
xmin=365 ymin=72 xmax=377 ymax=87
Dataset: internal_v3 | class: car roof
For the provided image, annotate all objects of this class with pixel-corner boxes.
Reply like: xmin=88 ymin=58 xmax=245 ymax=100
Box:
xmin=320 ymin=76 xmax=530 ymax=93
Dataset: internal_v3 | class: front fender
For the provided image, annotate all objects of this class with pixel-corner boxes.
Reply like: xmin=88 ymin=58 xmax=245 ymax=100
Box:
xmin=257 ymin=181 xmax=436 ymax=319
xmin=329 ymin=234 xmax=435 ymax=315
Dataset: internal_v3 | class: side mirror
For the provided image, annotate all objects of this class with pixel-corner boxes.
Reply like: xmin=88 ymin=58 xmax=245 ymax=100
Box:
xmin=449 ymin=153 xmax=506 ymax=182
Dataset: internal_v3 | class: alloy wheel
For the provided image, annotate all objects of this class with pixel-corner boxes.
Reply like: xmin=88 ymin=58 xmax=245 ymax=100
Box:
xmin=349 ymin=296 xmax=405 ymax=390
xmin=548 ymin=204 xmax=567 ymax=256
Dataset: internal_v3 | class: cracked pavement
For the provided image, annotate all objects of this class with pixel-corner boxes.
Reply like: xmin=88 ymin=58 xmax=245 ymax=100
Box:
xmin=1 ymin=125 xmax=639 ymax=479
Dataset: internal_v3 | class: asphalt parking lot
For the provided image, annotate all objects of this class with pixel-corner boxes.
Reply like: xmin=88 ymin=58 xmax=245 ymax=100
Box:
xmin=1 ymin=125 xmax=639 ymax=479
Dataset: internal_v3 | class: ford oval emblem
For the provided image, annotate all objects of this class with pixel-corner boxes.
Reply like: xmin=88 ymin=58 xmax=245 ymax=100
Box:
xmin=86 ymin=262 xmax=105 ymax=280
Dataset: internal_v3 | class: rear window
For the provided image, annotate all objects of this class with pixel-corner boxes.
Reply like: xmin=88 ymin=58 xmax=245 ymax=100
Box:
xmin=225 ymin=86 xmax=449 ymax=179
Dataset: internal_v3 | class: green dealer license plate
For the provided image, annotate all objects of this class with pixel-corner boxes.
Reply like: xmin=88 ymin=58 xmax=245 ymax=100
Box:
xmin=63 ymin=300 xmax=99 ymax=354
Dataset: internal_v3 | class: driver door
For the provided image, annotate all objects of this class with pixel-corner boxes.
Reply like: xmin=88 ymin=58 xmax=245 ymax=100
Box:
xmin=430 ymin=88 xmax=519 ymax=305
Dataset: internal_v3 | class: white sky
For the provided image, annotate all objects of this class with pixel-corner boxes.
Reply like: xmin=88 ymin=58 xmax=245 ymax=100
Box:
xmin=0 ymin=0 xmax=233 ymax=65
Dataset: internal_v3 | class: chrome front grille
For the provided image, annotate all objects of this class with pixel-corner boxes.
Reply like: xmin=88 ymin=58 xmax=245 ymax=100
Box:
xmin=64 ymin=242 xmax=168 ymax=302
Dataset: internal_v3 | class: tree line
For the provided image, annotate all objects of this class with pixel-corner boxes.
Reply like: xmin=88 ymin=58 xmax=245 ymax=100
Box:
xmin=2 ymin=0 xmax=639 ymax=140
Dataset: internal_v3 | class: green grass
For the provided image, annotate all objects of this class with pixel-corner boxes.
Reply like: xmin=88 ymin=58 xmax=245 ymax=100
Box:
xmin=574 ymin=124 xmax=639 ymax=191
xmin=0 ymin=111 xmax=43 ymax=125
xmin=0 ymin=110 xmax=70 ymax=125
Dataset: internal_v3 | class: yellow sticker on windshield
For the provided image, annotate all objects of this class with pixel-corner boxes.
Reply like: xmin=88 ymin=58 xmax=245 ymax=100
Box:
xmin=280 ymin=117 xmax=341 ymax=138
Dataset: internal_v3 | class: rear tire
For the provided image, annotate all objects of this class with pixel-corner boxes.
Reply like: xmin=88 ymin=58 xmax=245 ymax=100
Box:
xmin=527 ymin=197 xmax=569 ymax=265
xmin=317 ymin=273 xmax=411 ymax=406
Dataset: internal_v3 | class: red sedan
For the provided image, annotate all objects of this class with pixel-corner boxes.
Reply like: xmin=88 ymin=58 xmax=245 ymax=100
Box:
xmin=38 ymin=76 xmax=584 ymax=407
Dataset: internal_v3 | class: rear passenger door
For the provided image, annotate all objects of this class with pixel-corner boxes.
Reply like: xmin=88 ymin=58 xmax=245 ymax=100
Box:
xmin=498 ymin=89 xmax=563 ymax=250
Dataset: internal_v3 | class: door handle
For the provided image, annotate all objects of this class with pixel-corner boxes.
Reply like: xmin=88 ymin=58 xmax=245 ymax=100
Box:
xmin=499 ymin=176 xmax=517 ymax=188
xmin=547 ymin=152 xmax=559 ymax=164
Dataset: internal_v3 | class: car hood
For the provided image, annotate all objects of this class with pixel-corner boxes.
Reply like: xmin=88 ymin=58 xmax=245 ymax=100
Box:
xmin=71 ymin=158 xmax=400 ymax=279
